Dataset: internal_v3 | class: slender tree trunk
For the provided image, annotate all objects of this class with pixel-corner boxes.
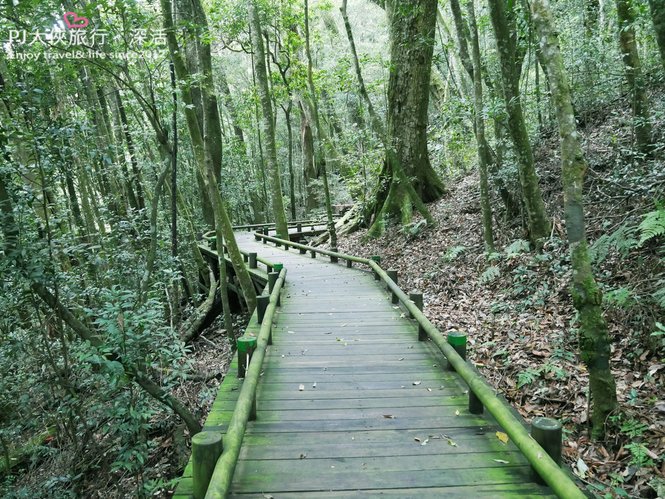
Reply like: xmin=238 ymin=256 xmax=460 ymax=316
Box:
xmin=248 ymin=0 xmax=289 ymax=239
xmin=649 ymin=0 xmax=665 ymax=71
xmin=161 ymin=0 xmax=257 ymax=312
xmin=299 ymin=99 xmax=318 ymax=212
xmin=115 ymin=89 xmax=146 ymax=211
xmin=304 ymin=0 xmax=338 ymax=249
xmin=488 ymin=0 xmax=550 ymax=243
xmin=531 ymin=0 xmax=617 ymax=439
xmin=467 ymin=1 xmax=494 ymax=253
xmin=616 ymin=0 xmax=652 ymax=151
xmin=284 ymin=103 xmax=297 ymax=219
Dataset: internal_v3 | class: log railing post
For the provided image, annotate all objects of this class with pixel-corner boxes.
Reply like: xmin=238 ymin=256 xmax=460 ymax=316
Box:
xmin=249 ymin=252 xmax=257 ymax=269
xmin=192 ymin=432 xmax=223 ymax=499
xmin=237 ymin=335 xmax=257 ymax=378
xmin=257 ymin=296 xmax=269 ymax=324
xmin=531 ymin=418 xmax=562 ymax=484
xmin=386 ymin=270 xmax=398 ymax=304
xmin=371 ymin=255 xmax=381 ymax=280
xmin=409 ymin=292 xmax=426 ymax=341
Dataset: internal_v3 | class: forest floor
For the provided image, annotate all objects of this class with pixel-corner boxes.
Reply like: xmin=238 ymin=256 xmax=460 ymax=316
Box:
xmin=334 ymin=108 xmax=665 ymax=497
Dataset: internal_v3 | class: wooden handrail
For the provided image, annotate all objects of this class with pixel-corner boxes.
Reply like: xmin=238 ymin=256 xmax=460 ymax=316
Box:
xmin=253 ymin=231 xmax=370 ymax=265
xmin=203 ymin=267 xmax=287 ymax=499
xmin=231 ymin=218 xmax=335 ymax=231
xmin=249 ymin=232 xmax=584 ymax=499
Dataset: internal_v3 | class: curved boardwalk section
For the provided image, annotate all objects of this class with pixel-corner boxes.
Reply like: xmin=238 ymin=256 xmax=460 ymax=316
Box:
xmin=226 ymin=232 xmax=554 ymax=498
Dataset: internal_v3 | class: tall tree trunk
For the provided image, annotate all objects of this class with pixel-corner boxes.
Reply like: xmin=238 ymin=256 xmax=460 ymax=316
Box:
xmin=248 ymin=0 xmax=289 ymax=239
xmin=467 ymin=1 xmax=495 ymax=253
xmin=299 ymin=99 xmax=318 ymax=212
xmin=115 ymin=89 xmax=146 ymax=211
xmin=385 ymin=0 xmax=445 ymax=203
xmin=304 ymin=0 xmax=338 ymax=249
xmin=488 ymin=0 xmax=550 ymax=243
xmin=649 ymin=0 xmax=665 ymax=71
xmin=616 ymin=0 xmax=652 ymax=151
xmin=340 ymin=0 xmax=433 ymax=237
xmin=161 ymin=0 xmax=257 ymax=312
xmin=531 ymin=0 xmax=617 ymax=439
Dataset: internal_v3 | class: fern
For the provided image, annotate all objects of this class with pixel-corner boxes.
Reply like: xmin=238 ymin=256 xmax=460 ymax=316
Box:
xmin=441 ymin=245 xmax=467 ymax=262
xmin=590 ymin=224 xmax=638 ymax=264
xmin=505 ymin=239 xmax=530 ymax=256
xmin=603 ymin=286 xmax=636 ymax=308
xmin=517 ymin=368 xmax=540 ymax=388
xmin=652 ymin=280 xmax=665 ymax=309
xmin=638 ymin=206 xmax=665 ymax=246
xmin=480 ymin=265 xmax=501 ymax=284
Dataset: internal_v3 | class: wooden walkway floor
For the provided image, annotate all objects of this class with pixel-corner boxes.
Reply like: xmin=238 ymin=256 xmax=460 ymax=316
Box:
xmin=222 ymin=232 xmax=555 ymax=498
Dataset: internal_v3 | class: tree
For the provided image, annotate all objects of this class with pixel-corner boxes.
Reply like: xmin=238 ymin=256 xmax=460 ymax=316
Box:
xmin=487 ymin=0 xmax=551 ymax=243
xmin=466 ymin=0 xmax=495 ymax=253
xmin=304 ymin=0 xmax=338 ymax=249
xmin=649 ymin=0 xmax=665 ymax=71
xmin=248 ymin=0 xmax=289 ymax=239
xmin=384 ymin=0 xmax=444 ymax=203
xmin=339 ymin=0 xmax=434 ymax=238
xmin=530 ymin=0 xmax=618 ymax=439
xmin=615 ymin=0 xmax=652 ymax=151
xmin=161 ymin=0 xmax=257 ymax=312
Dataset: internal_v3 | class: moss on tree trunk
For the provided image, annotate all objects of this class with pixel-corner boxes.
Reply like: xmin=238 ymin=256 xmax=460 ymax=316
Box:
xmin=531 ymin=0 xmax=617 ymax=439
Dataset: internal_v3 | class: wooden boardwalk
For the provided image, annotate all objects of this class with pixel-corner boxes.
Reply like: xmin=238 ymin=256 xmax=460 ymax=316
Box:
xmin=221 ymin=232 xmax=555 ymax=497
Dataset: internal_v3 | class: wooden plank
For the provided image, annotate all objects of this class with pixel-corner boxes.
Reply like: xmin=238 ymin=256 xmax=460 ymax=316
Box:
xmin=230 ymin=464 xmax=538 ymax=493
xmin=228 ymin=482 xmax=555 ymax=498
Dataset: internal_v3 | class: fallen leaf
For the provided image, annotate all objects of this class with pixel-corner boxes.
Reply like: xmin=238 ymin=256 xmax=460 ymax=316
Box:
xmin=413 ymin=381 xmax=422 ymax=386
xmin=299 ymin=453 xmax=307 ymax=459
xmin=414 ymin=437 xmax=421 ymax=442
xmin=298 ymin=384 xmax=305 ymax=391
xmin=383 ymin=414 xmax=395 ymax=419
xmin=496 ymin=431 xmax=509 ymax=444
xmin=312 ymin=382 xmax=317 ymax=388
xmin=493 ymin=459 xmax=510 ymax=464
xmin=447 ymin=438 xmax=457 ymax=447
xmin=574 ymin=457 xmax=588 ymax=479
xmin=421 ymin=438 xmax=429 ymax=446
xmin=455 ymin=409 xmax=460 ymax=416
xmin=287 ymin=330 xmax=296 ymax=334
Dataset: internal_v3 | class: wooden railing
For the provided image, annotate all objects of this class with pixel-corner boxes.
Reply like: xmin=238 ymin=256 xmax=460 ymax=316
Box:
xmin=251 ymin=231 xmax=584 ymax=499
xmin=192 ymin=265 xmax=287 ymax=499
xmin=231 ymin=218 xmax=335 ymax=232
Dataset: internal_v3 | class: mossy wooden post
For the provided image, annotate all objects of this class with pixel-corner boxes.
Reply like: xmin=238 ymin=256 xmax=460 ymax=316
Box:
xmin=310 ymin=249 xmax=316 ymax=258
xmin=191 ymin=431 xmax=223 ymax=499
xmin=447 ymin=331 xmax=467 ymax=370
xmin=249 ymin=252 xmax=257 ymax=269
xmin=531 ymin=417 xmax=562 ymax=484
xmin=409 ymin=292 xmax=426 ymax=340
xmin=272 ymin=264 xmax=284 ymax=306
xmin=242 ymin=253 xmax=248 ymax=263
xmin=330 ymin=247 xmax=339 ymax=263
xmin=346 ymin=259 xmax=352 ymax=268
xmin=386 ymin=270 xmax=398 ymax=304
xmin=297 ymin=222 xmax=302 ymax=233
xmin=254 ymin=233 xmax=260 ymax=241
xmin=268 ymin=272 xmax=278 ymax=295
xmin=237 ymin=335 xmax=257 ymax=378
xmin=257 ymin=295 xmax=269 ymax=324
xmin=371 ymin=255 xmax=381 ymax=280
xmin=299 ymin=247 xmax=307 ymax=254
xmin=266 ymin=264 xmax=272 ymax=273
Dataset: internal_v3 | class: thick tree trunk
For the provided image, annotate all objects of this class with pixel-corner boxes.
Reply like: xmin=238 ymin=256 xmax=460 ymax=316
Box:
xmin=467 ymin=1 xmax=494 ymax=252
xmin=488 ymin=0 xmax=550 ymax=243
xmin=248 ymin=0 xmax=289 ymax=239
xmin=616 ymin=0 xmax=652 ymax=151
xmin=340 ymin=0 xmax=433 ymax=237
xmin=385 ymin=0 xmax=445 ymax=204
xmin=531 ymin=0 xmax=617 ymax=439
xmin=649 ymin=0 xmax=665 ymax=71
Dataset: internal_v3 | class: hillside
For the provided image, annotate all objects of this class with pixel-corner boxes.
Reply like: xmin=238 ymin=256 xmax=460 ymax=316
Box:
xmin=335 ymin=98 xmax=665 ymax=497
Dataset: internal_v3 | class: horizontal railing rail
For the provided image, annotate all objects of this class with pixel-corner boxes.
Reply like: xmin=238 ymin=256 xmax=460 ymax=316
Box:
xmin=251 ymin=231 xmax=584 ymax=499
xmin=200 ymin=267 xmax=287 ymax=499
xmin=201 ymin=233 xmax=275 ymax=273
xmin=231 ymin=218 xmax=335 ymax=232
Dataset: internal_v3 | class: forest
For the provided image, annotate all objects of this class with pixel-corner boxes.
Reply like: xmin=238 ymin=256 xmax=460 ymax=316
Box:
xmin=0 ymin=0 xmax=664 ymax=497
